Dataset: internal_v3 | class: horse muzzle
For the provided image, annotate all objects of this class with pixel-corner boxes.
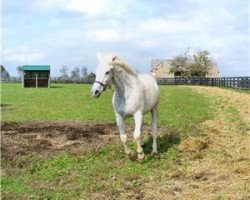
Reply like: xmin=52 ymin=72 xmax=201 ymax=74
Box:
xmin=93 ymin=90 xmax=101 ymax=98
xmin=91 ymin=82 xmax=104 ymax=98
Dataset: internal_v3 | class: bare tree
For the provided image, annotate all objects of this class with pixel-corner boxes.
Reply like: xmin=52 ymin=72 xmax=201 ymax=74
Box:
xmin=59 ymin=66 xmax=69 ymax=81
xmin=16 ymin=66 xmax=23 ymax=80
xmin=81 ymin=67 xmax=88 ymax=79
xmin=1 ymin=65 xmax=10 ymax=80
xmin=71 ymin=67 xmax=80 ymax=82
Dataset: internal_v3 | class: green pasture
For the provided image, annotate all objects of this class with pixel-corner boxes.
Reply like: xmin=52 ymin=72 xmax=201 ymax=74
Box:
xmin=2 ymin=83 xmax=239 ymax=200
xmin=1 ymin=83 xmax=213 ymax=134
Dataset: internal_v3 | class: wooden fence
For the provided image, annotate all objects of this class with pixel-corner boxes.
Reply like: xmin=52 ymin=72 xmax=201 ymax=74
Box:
xmin=157 ymin=77 xmax=250 ymax=89
xmin=4 ymin=76 xmax=250 ymax=89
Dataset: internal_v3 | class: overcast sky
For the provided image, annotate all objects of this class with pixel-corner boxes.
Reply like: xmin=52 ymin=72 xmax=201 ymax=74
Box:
xmin=2 ymin=0 xmax=250 ymax=77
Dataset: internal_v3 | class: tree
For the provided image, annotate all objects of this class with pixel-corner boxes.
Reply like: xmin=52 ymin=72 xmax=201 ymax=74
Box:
xmin=16 ymin=66 xmax=23 ymax=79
xmin=59 ymin=66 xmax=69 ymax=81
xmin=71 ymin=67 xmax=80 ymax=82
xmin=81 ymin=67 xmax=88 ymax=79
xmin=1 ymin=65 xmax=10 ymax=80
xmin=170 ymin=49 xmax=215 ymax=77
xmin=169 ymin=54 xmax=190 ymax=76
xmin=189 ymin=50 xmax=214 ymax=77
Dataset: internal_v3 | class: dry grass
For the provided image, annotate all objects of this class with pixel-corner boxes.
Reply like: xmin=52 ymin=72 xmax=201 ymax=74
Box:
xmin=191 ymin=86 xmax=250 ymax=125
xmin=139 ymin=86 xmax=250 ymax=200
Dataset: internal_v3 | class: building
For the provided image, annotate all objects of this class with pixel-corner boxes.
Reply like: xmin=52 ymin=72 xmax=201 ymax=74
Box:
xmin=151 ymin=59 xmax=174 ymax=78
xmin=151 ymin=59 xmax=220 ymax=79
xmin=22 ymin=65 xmax=50 ymax=88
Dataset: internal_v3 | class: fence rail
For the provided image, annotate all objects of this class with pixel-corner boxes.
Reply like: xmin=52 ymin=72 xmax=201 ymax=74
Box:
xmin=157 ymin=76 xmax=250 ymax=89
xmin=3 ymin=76 xmax=250 ymax=89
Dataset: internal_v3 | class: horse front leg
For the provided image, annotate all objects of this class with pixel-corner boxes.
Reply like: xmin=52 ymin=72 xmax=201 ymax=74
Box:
xmin=115 ymin=113 xmax=133 ymax=158
xmin=133 ymin=111 xmax=145 ymax=161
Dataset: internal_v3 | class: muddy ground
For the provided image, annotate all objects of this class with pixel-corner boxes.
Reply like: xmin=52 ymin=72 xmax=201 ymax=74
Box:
xmin=1 ymin=121 xmax=117 ymax=159
xmin=1 ymin=121 xmax=164 ymax=160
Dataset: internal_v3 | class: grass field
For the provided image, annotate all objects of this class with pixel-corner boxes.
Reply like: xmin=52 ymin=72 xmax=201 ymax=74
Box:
xmin=1 ymin=83 xmax=249 ymax=200
xmin=1 ymin=83 xmax=213 ymax=134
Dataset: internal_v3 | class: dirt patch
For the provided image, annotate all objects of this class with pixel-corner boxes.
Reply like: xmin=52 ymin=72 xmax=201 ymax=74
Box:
xmin=1 ymin=121 xmax=122 ymax=160
xmin=1 ymin=121 xmax=169 ymax=160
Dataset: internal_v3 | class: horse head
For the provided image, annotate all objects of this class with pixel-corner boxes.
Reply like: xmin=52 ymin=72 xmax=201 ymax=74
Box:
xmin=91 ymin=53 xmax=117 ymax=98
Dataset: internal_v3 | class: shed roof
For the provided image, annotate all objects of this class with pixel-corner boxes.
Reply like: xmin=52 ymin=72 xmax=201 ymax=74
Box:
xmin=22 ymin=65 xmax=50 ymax=71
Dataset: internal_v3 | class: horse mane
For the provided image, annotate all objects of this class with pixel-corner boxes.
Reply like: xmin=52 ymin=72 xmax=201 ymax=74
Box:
xmin=108 ymin=54 xmax=137 ymax=76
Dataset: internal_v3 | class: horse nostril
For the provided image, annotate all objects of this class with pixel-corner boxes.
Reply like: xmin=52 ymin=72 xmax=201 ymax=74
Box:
xmin=95 ymin=90 xmax=99 ymax=95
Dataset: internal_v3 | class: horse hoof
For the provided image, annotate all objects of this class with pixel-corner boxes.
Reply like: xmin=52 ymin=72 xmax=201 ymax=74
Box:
xmin=151 ymin=151 xmax=160 ymax=159
xmin=138 ymin=156 xmax=145 ymax=164
xmin=138 ymin=153 xmax=145 ymax=163
xmin=128 ymin=152 xmax=137 ymax=161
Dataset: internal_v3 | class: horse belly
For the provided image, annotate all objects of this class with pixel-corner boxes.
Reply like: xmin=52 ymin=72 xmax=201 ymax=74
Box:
xmin=140 ymin=76 xmax=159 ymax=113
xmin=143 ymin=93 xmax=158 ymax=113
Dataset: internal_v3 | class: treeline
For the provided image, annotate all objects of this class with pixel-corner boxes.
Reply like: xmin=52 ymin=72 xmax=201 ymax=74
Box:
xmin=1 ymin=65 xmax=95 ymax=83
xmin=55 ymin=66 xmax=95 ymax=83
xmin=1 ymin=49 xmax=218 ymax=83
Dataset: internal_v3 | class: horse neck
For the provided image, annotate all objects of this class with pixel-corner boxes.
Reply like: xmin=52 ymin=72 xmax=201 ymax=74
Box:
xmin=112 ymin=70 xmax=137 ymax=96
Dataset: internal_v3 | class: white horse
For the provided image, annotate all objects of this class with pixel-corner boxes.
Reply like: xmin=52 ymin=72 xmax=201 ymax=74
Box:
xmin=91 ymin=53 xmax=159 ymax=161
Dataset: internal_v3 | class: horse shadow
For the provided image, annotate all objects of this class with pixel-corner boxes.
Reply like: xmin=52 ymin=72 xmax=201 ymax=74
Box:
xmin=143 ymin=128 xmax=181 ymax=155
xmin=1 ymin=103 xmax=10 ymax=107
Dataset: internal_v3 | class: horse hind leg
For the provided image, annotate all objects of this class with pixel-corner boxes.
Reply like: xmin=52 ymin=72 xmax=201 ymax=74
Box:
xmin=140 ymin=121 xmax=145 ymax=147
xmin=151 ymin=105 xmax=158 ymax=154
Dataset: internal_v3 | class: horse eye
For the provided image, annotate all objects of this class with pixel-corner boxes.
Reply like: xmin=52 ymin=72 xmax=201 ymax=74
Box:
xmin=105 ymin=71 xmax=110 ymax=75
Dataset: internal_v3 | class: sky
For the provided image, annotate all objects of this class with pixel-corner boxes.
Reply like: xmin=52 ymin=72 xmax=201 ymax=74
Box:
xmin=2 ymin=0 xmax=250 ymax=77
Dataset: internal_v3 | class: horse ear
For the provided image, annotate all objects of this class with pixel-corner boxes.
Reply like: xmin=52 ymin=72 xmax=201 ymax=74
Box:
xmin=109 ymin=55 xmax=120 ymax=68
xmin=110 ymin=55 xmax=117 ymax=66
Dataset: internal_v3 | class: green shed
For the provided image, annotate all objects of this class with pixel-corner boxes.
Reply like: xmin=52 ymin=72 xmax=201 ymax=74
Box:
xmin=22 ymin=65 xmax=50 ymax=88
